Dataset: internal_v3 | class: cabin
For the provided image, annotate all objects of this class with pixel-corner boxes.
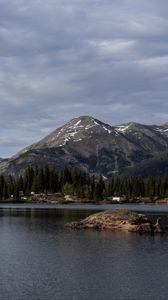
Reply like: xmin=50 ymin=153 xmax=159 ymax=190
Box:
xmin=112 ymin=197 xmax=121 ymax=202
xmin=106 ymin=196 xmax=122 ymax=203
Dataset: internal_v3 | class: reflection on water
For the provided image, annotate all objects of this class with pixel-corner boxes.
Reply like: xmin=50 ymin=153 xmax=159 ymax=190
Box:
xmin=0 ymin=206 xmax=168 ymax=300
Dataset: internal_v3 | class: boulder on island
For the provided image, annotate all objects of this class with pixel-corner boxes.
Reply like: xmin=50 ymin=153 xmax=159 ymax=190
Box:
xmin=65 ymin=209 xmax=165 ymax=234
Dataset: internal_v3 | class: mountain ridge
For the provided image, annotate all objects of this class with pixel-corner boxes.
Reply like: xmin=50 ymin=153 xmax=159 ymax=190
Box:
xmin=1 ymin=115 xmax=168 ymax=178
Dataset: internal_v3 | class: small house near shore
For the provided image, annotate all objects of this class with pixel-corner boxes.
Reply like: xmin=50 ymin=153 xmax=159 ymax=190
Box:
xmin=112 ymin=197 xmax=121 ymax=202
xmin=107 ymin=196 xmax=122 ymax=203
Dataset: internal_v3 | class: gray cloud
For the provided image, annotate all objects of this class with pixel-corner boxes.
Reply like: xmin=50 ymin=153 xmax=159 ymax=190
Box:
xmin=0 ymin=0 xmax=168 ymax=156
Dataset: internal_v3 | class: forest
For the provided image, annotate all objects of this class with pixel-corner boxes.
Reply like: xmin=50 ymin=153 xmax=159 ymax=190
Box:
xmin=0 ymin=165 xmax=168 ymax=201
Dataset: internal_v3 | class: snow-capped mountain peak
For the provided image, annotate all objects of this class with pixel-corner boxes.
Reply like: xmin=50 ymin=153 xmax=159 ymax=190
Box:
xmin=2 ymin=116 xmax=168 ymax=178
xmin=36 ymin=116 xmax=114 ymax=148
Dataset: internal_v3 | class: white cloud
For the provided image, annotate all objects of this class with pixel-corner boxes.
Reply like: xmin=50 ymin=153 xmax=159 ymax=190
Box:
xmin=128 ymin=15 xmax=168 ymax=35
xmin=88 ymin=39 xmax=136 ymax=56
xmin=137 ymin=56 xmax=168 ymax=72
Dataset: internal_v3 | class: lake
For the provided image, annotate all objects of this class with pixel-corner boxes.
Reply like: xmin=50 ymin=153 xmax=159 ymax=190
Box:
xmin=0 ymin=203 xmax=168 ymax=300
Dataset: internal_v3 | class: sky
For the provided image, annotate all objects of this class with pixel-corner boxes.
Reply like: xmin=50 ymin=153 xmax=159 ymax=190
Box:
xmin=1 ymin=0 xmax=168 ymax=157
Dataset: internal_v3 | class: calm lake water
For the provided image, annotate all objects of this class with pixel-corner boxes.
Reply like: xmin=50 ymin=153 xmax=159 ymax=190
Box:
xmin=0 ymin=203 xmax=168 ymax=300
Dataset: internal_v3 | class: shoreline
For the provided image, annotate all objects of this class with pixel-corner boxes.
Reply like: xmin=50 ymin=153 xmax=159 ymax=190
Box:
xmin=1 ymin=198 xmax=168 ymax=205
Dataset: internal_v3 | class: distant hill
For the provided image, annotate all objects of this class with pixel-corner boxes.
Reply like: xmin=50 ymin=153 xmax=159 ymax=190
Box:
xmin=1 ymin=115 xmax=168 ymax=178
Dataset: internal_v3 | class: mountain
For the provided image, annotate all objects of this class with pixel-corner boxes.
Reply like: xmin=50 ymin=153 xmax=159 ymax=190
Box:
xmin=120 ymin=151 xmax=168 ymax=178
xmin=1 ymin=115 xmax=168 ymax=178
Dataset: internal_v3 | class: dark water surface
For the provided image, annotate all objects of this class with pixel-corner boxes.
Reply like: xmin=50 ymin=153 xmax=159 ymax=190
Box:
xmin=0 ymin=204 xmax=168 ymax=300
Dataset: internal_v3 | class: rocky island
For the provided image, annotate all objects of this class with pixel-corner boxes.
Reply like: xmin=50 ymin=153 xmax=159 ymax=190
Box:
xmin=66 ymin=209 xmax=166 ymax=234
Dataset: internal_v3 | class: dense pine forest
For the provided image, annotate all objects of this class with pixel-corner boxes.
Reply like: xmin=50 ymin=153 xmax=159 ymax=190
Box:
xmin=0 ymin=165 xmax=168 ymax=201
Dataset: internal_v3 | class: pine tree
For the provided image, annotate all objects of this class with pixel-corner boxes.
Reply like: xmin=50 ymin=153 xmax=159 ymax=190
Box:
xmin=146 ymin=177 xmax=155 ymax=200
xmin=49 ymin=167 xmax=59 ymax=192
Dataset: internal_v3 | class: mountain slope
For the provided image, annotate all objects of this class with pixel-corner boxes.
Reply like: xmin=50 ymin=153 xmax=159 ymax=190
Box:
xmin=1 ymin=116 xmax=168 ymax=177
xmin=121 ymin=151 xmax=168 ymax=178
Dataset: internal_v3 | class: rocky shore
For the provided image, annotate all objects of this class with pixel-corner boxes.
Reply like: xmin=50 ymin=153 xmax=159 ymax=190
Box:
xmin=66 ymin=209 xmax=166 ymax=234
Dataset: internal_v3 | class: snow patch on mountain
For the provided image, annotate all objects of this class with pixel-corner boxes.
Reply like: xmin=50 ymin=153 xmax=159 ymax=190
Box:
xmin=115 ymin=124 xmax=131 ymax=133
xmin=74 ymin=120 xmax=81 ymax=127
xmin=85 ymin=125 xmax=95 ymax=130
xmin=155 ymin=127 xmax=168 ymax=134
xmin=102 ymin=125 xmax=112 ymax=134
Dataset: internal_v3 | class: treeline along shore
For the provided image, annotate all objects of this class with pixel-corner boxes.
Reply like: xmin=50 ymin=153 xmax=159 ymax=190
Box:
xmin=0 ymin=165 xmax=168 ymax=203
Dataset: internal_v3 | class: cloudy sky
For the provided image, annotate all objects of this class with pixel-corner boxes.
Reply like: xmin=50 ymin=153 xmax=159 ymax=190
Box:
xmin=0 ymin=0 xmax=168 ymax=157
